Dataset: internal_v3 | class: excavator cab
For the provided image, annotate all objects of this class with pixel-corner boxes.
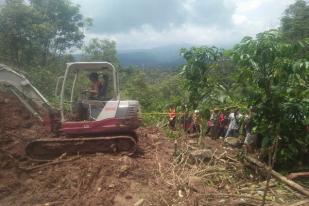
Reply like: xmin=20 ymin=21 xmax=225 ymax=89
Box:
xmin=58 ymin=62 xmax=119 ymax=121
xmin=56 ymin=62 xmax=140 ymax=135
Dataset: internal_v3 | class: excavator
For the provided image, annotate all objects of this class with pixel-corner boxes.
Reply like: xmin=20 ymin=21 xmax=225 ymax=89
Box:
xmin=0 ymin=62 xmax=141 ymax=160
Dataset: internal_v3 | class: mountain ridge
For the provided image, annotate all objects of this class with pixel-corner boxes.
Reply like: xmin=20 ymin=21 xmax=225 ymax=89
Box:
xmin=117 ymin=44 xmax=189 ymax=68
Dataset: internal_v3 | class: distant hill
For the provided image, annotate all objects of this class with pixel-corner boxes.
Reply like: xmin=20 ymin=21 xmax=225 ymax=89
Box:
xmin=73 ymin=44 xmax=191 ymax=69
xmin=117 ymin=44 xmax=189 ymax=69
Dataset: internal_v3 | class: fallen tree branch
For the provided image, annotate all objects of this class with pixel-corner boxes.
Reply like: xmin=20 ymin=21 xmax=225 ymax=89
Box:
xmin=287 ymin=172 xmax=309 ymax=180
xmin=282 ymin=199 xmax=309 ymax=206
xmin=34 ymin=201 xmax=63 ymax=206
xmin=225 ymin=155 xmax=239 ymax=163
xmin=21 ymin=156 xmax=81 ymax=171
xmin=201 ymin=193 xmax=270 ymax=202
xmin=244 ymin=156 xmax=309 ymax=197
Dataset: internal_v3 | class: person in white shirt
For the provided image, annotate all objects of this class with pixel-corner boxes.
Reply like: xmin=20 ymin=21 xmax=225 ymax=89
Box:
xmin=225 ymin=108 xmax=241 ymax=138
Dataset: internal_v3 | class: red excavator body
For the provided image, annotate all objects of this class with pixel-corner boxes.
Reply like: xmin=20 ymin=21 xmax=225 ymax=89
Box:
xmin=0 ymin=62 xmax=141 ymax=160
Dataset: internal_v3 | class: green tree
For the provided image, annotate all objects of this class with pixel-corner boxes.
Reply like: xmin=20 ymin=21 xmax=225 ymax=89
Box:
xmin=281 ymin=0 xmax=309 ymax=43
xmin=30 ymin=0 xmax=87 ymax=65
xmin=233 ymin=30 xmax=309 ymax=168
xmin=0 ymin=0 xmax=41 ymax=65
xmin=82 ymin=38 xmax=119 ymax=66
xmin=0 ymin=0 xmax=88 ymax=66
xmin=180 ymin=46 xmax=226 ymax=109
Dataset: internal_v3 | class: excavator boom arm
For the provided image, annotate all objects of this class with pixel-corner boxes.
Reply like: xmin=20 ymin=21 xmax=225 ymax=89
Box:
xmin=0 ymin=64 xmax=54 ymax=121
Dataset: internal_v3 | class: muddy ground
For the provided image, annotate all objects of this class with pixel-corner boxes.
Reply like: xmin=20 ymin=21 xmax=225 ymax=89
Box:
xmin=0 ymin=90 xmax=307 ymax=206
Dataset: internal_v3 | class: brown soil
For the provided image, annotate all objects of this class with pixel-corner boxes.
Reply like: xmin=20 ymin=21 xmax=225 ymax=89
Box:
xmin=0 ymin=90 xmax=175 ymax=206
xmin=0 ymin=90 xmax=305 ymax=206
xmin=0 ymin=90 xmax=53 ymax=158
xmin=0 ymin=127 xmax=174 ymax=206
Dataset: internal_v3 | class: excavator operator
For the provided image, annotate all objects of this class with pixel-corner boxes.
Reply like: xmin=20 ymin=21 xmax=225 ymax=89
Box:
xmin=75 ymin=73 xmax=106 ymax=120
xmin=88 ymin=72 xmax=104 ymax=100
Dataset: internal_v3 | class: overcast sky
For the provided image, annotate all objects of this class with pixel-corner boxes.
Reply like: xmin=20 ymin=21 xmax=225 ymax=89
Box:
xmin=72 ymin=0 xmax=296 ymax=50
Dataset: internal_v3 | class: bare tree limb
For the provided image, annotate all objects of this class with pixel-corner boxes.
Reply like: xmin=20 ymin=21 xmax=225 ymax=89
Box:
xmin=245 ymin=155 xmax=309 ymax=197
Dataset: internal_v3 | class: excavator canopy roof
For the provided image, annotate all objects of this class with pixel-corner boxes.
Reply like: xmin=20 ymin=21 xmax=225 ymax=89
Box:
xmin=66 ymin=62 xmax=117 ymax=73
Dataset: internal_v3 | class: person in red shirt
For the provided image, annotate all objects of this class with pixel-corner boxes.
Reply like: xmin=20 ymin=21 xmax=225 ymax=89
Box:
xmin=218 ymin=109 xmax=227 ymax=138
xmin=88 ymin=72 xmax=103 ymax=100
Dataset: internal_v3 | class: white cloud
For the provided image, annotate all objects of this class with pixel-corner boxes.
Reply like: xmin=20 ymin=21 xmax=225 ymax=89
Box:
xmin=72 ymin=0 xmax=297 ymax=50
xmin=85 ymin=23 xmax=250 ymax=50
xmin=232 ymin=14 xmax=248 ymax=25
xmin=233 ymin=0 xmax=266 ymax=13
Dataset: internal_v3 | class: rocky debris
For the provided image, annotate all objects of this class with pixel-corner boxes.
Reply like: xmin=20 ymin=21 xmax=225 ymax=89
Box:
xmin=224 ymin=137 xmax=242 ymax=148
xmin=118 ymin=156 xmax=135 ymax=177
xmin=189 ymin=149 xmax=213 ymax=162
xmin=188 ymin=139 xmax=198 ymax=145
xmin=133 ymin=198 xmax=144 ymax=206
xmin=188 ymin=133 xmax=198 ymax=138
xmin=188 ymin=176 xmax=204 ymax=192
xmin=146 ymin=134 xmax=159 ymax=139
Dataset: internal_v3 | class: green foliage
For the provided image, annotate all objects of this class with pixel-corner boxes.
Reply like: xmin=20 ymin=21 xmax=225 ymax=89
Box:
xmin=180 ymin=46 xmax=240 ymax=120
xmin=122 ymin=70 xmax=154 ymax=110
xmin=120 ymin=67 xmax=185 ymax=113
xmin=82 ymin=38 xmax=119 ymax=66
xmin=233 ymin=30 xmax=309 ymax=168
xmin=31 ymin=0 xmax=86 ymax=52
xmin=281 ymin=0 xmax=309 ymax=43
xmin=0 ymin=0 xmax=41 ymax=65
xmin=24 ymin=54 xmax=75 ymax=98
xmin=180 ymin=46 xmax=224 ymax=109
xmin=0 ymin=0 xmax=88 ymax=66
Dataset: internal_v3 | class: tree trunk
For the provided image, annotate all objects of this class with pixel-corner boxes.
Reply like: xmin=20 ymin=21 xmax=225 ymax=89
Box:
xmin=244 ymin=156 xmax=309 ymax=197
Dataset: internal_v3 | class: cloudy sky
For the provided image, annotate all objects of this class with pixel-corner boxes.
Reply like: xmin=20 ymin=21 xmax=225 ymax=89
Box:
xmin=72 ymin=0 xmax=295 ymax=50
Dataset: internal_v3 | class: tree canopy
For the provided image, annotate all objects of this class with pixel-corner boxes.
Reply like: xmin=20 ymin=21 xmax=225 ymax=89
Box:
xmin=82 ymin=38 xmax=119 ymax=66
xmin=0 ymin=0 xmax=89 ymax=66
xmin=233 ymin=30 xmax=309 ymax=166
xmin=281 ymin=0 xmax=309 ymax=43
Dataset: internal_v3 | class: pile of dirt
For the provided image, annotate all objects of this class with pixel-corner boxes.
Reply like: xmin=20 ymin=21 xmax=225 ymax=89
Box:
xmin=0 ymin=128 xmax=174 ymax=206
xmin=0 ymin=90 xmax=52 ymax=158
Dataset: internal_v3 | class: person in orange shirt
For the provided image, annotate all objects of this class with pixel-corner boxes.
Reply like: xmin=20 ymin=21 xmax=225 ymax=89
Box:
xmin=168 ymin=106 xmax=177 ymax=130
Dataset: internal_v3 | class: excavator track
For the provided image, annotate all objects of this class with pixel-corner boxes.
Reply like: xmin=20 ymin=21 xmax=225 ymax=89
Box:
xmin=25 ymin=136 xmax=137 ymax=160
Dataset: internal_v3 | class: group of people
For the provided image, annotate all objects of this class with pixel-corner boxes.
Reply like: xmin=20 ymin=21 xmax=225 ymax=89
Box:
xmin=207 ymin=107 xmax=242 ymax=139
xmin=207 ymin=106 xmax=256 ymax=152
xmin=168 ymin=106 xmax=201 ymax=134
xmin=167 ymin=106 xmax=257 ymax=153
